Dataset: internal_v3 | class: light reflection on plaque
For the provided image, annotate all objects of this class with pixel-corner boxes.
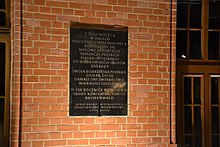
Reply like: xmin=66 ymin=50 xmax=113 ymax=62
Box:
xmin=70 ymin=25 xmax=128 ymax=116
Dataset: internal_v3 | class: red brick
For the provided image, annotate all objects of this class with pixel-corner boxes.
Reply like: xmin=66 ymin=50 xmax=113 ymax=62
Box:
xmin=51 ymin=104 xmax=62 ymax=110
xmin=69 ymin=2 xmax=90 ymax=9
xmin=96 ymin=11 xmax=106 ymax=17
xmin=32 ymin=141 xmax=43 ymax=147
xmin=73 ymin=132 xmax=83 ymax=138
xmin=108 ymin=0 xmax=117 ymax=5
xmin=11 ymin=0 xmax=176 ymax=146
xmin=38 ymin=133 xmax=49 ymax=139
xmin=34 ymin=69 xmax=56 ymax=75
xmin=63 ymin=9 xmax=74 ymax=15
xmin=116 ymin=131 xmax=126 ymax=137
xmin=143 ymin=124 xmax=162 ymax=130
xmin=46 ymin=1 xmax=68 ymax=7
xmin=21 ymin=142 xmax=31 ymax=147
xmin=127 ymin=131 xmax=136 ymax=137
xmin=50 ymin=132 xmax=61 ymax=139
xmin=33 ymin=98 xmax=56 ymax=104
xmin=46 ymin=56 xmax=68 ymax=62
xmin=39 ymin=118 xmax=50 ymax=124
xmin=46 ymin=28 xmax=67 ymax=35
xmin=113 ymin=6 xmax=132 ymax=12
xmin=101 ymin=124 xmax=121 ymax=130
xmin=50 ymin=118 xmax=62 ymax=125
xmin=84 ymin=132 xmax=95 ymax=138
xmin=134 ymin=8 xmax=152 ymax=14
xmin=67 ymin=139 xmax=89 ymax=145
xmin=132 ymin=137 xmax=151 ymax=144
xmin=75 ymin=10 xmax=85 ymax=16
xmin=85 ymin=10 xmax=95 ymax=17
xmin=80 ymin=17 xmax=101 ymax=24
xmin=90 ymin=139 xmax=110 ymax=144
xmin=57 ymin=15 xmax=79 ymax=22
xmin=57 ymin=125 xmax=78 ymax=131
xmin=27 ymin=76 xmax=38 ymax=82
xmin=34 ymin=0 xmax=45 ymax=5
xmin=45 ymin=111 xmax=67 ymax=117
xmin=112 ymin=138 xmax=131 ymax=144
xmin=51 ymin=36 xmax=62 ymax=41
xmin=118 ymin=0 xmax=127 ymax=5
xmin=92 ymin=4 xmax=112 ymax=11
xmin=102 ymin=18 xmax=123 ymax=25
xmin=122 ymin=124 xmax=143 ymax=130
xmin=40 ymin=21 xmax=52 ymax=27
xmin=107 ymin=12 xmax=117 ymax=18
xmin=107 ymin=132 xmax=117 ymax=138
xmin=44 ymin=140 xmax=66 ymax=146
xmin=62 ymin=132 xmax=73 ymax=138
xmin=34 ymin=13 xmax=56 ymax=20
xmin=80 ymin=125 xmax=100 ymax=131
xmin=33 ymin=125 xmax=56 ymax=132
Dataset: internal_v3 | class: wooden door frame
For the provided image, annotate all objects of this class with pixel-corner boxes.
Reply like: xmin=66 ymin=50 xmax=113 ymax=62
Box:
xmin=176 ymin=64 xmax=220 ymax=146
xmin=0 ymin=34 xmax=10 ymax=147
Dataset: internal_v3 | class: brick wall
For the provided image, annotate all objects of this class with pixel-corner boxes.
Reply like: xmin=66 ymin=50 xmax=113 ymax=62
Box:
xmin=11 ymin=0 xmax=176 ymax=146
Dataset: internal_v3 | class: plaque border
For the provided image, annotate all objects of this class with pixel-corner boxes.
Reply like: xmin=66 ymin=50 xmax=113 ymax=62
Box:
xmin=69 ymin=23 xmax=128 ymax=117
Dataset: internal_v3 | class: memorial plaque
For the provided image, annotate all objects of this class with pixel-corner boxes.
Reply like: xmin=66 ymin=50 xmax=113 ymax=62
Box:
xmin=70 ymin=25 xmax=128 ymax=116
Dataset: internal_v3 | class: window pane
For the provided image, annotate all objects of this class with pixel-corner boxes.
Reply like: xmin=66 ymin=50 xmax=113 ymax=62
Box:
xmin=177 ymin=0 xmax=188 ymax=28
xmin=211 ymin=106 xmax=219 ymax=134
xmin=0 ymin=11 xmax=6 ymax=27
xmin=208 ymin=31 xmax=220 ymax=60
xmin=212 ymin=135 xmax=219 ymax=147
xmin=211 ymin=77 xmax=219 ymax=104
xmin=189 ymin=31 xmax=202 ymax=59
xmin=0 ymin=0 xmax=6 ymax=9
xmin=185 ymin=135 xmax=193 ymax=146
xmin=209 ymin=0 xmax=220 ymax=29
xmin=195 ymin=135 xmax=202 ymax=147
xmin=184 ymin=77 xmax=192 ymax=104
xmin=0 ymin=43 xmax=5 ymax=96
xmin=190 ymin=0 xmax=202 ymax=28
xmin=194 ymin=77 xmax=201 ymax=104
xmin=177 ymin=30 xmax=187 ymax=59
xmin=0 ymin=99 xmax=4 ymax=146
xmin=194 ymin=106 xmax=202 ymax=133
xmin=185 ymin=106 xmax=192 ymax=133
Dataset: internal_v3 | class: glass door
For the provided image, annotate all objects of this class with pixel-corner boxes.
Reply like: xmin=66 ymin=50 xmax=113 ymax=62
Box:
xmin=176 ymin=0 xmax=220 ymax=146
xmin=210 ymin=75 xmax=220 ymax=146
xmin=0 ymin=35 xmax=10 ymax=147
xmin=0 ymin=0 xmax=10 ymax=146
xmin=176 ymin=66 xmax=220 ymax=147
xmin=182 ymin=75 xmax=204 ymax=146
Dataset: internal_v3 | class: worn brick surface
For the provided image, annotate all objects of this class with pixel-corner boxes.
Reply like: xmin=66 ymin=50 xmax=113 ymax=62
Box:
xmin=11 ymin=0 xmax=176 ymax=146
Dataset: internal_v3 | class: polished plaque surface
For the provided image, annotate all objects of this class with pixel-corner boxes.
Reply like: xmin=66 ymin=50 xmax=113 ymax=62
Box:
xmin=70 ymin=26 xmax=128 ymax=116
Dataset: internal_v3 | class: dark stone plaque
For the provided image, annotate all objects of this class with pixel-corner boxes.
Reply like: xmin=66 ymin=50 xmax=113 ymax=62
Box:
xmin=70 ymin=26 xmax=128 ymax=116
